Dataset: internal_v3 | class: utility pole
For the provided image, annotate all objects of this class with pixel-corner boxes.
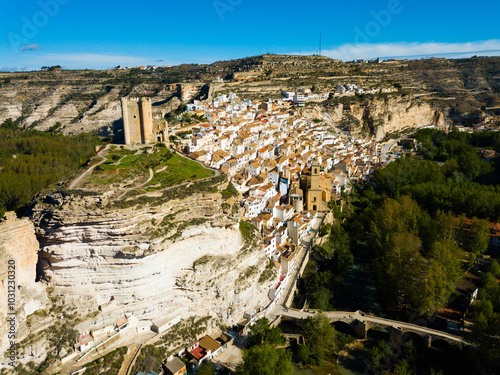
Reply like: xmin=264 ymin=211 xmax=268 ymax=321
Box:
xmin=319 ymin=33 xmax=322 ymax=56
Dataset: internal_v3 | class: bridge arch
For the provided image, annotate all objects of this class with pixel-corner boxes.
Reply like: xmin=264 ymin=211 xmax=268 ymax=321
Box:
xmin=430 ymin=338 xmax=453 ymax=350
xmin=367 ymin=326 xmax=390 ymax=341
xmin=400 ymin=331 xmax=427 ymax=348
xmin=333 ymin=321 xmax=355 ymax=337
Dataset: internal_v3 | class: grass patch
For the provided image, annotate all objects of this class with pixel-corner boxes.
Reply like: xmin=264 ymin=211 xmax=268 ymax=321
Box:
xmin=90 ymin=148 xmax=214 ymax=190
xmin=319 ymin=223 xmax=331 ymax=237
xmin=239 ymin=220 xmax=261 ymax=254
xmin=240 ymin=220 xmax=258 ymax=243
xmin=259 ymin=259 xmax=277 ymax=283
xmin=147 ymin=153 xmax=214 ymax=189
xmin=242 ymin=265 xmax=259 ymax=279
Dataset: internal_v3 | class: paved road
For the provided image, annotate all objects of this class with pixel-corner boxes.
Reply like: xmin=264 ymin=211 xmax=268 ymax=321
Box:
xmin=273 ymin=308 xmax=470 ymax=345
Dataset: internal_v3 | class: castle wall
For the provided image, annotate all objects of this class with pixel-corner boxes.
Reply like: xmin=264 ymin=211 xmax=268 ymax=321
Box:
xmin=121 ymin=98 xmax=143 ymax=144
xmin=139 ymin=98 xmax=153 ymax=144
xmin=122 ymin=97 xmax=168 ymax=145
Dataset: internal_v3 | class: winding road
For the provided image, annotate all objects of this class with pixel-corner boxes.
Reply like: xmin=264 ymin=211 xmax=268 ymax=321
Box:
xmin=68 ymin=144 xmax=111 ymax=189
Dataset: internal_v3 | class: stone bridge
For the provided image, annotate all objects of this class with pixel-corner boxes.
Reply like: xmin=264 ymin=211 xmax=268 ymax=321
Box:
xmin=272 ymin=308 xmax=470 ymax=348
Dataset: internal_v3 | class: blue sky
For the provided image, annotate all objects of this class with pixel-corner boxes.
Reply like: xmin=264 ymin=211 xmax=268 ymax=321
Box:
xmin=1 ymin=0 xmax=499 ymax=71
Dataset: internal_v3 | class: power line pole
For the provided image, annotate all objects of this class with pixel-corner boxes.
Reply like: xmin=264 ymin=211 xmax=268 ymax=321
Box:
xmin=319 ymin=33 xmax=322 ymax=56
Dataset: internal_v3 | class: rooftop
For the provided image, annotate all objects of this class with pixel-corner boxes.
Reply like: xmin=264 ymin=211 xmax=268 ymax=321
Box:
xmin=164 ymin=357 xmax=186 ymax=374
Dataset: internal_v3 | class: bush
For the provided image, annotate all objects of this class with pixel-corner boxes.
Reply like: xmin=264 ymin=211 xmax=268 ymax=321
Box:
xmin=239 ymin=221 xmax=257 ymax=243
xmin=488 ymin=259 xmax=500 ymax=277
xmin=221 ymin=182 xmax=239 ymax=199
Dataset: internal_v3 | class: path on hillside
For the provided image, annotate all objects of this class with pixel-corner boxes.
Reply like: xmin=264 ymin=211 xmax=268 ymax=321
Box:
xmin=68 ymin=144 xmax=110 ymax=189
xmin=119 ymin=343 xmax=141 ymax=375
xmin=117 ymin=167 xmax=154 ymax=200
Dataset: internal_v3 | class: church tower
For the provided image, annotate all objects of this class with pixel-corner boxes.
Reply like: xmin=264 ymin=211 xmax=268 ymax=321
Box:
xmin=306 ymin=161 xmax=322 ymax=211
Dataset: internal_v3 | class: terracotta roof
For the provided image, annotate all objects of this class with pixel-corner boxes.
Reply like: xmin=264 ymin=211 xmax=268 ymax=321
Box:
xmin=189 ymin=346 xmax=206 ymax=360
xmin=79 ymin=333 xmax=92 ymax=346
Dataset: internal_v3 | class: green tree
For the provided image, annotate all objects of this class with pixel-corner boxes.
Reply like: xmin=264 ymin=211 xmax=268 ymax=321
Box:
xmin=247 ymin=318 xmax=284 ymax=348
xmin=488 ymin=259 xmax=500 ymax=277
xmin=237 ymin=345 xmax=293 ymax=375
xmin=368 ymin=340 xmax=393 ymax=370
xmin=393 ymin=359 xmax=414 ymax=375
xmin=385 ymin=232 xmax=430 ymax=313
xmin=470 ymin=300 xmax=500 ymax=367
xmin=430 ymin=238 xmax=462 ymax=289
xmin=197 ymin=361 xmax=216 ymax=375
xmin=303 ymin=313 xmax=337 ymax=349
xmin=462 ymin=218 xmax=490 ymax=255
xmin=310 ymin=287 xmax=331 ymax=311
xmin=296 ymin=344 xmax=310 ymax=364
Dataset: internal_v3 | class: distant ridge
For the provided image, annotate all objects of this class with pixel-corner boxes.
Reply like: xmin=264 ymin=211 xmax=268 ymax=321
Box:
xmin=371 ymin=49 xmax=500 ymax=62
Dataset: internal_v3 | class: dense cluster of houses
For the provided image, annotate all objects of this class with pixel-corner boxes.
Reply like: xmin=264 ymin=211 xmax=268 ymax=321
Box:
xmin=175 ymin=93 xmax=385 ymax=307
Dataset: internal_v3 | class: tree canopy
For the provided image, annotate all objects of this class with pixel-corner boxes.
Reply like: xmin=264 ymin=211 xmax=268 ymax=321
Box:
xmin=246 ymin=318 xmax=284 ymax=348
xmin=0 ymin=119 xmax=101 ymax=216
xmin=237 ymin=345 xmax=293 ymax=375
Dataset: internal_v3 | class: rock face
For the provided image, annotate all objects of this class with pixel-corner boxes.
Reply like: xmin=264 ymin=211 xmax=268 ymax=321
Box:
xmin=307 ymin=95 xmax=446 ymax=141
xmin=348 ymin=96 xmax=446 ymax=141
xmin=0 ymin=212 xmax=47 ymax=355
xmin=30 ymin=191 xmax=271 ymax=333
xmin=0 ymin=77 xmax=181 ymax=137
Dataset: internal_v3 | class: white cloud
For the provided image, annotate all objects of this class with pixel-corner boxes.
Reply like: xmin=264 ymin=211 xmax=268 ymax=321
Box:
xmin=0 ymin=66 xmax=28 ymax=72
xmin=298 ymin=40 xmax=500 ymax=61
xmin=20 ymin=44 xmax=41 ymax=52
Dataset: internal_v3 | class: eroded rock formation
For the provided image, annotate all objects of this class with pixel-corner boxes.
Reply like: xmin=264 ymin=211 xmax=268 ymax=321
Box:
xmin=306 ymin=95 xmax=446 ymax=140
xmin=29 ymin=190 xmax=271 ymax=335
xmin=0 ymin=212 xmax=47 ymax=355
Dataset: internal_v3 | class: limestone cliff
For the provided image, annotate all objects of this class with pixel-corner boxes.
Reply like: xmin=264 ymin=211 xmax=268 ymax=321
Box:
xmin=29 ymin=189 xmax=271 ymax=340
xmin=306 ymin=94 xmax=446 ymax=141
xmin=0 ymin=212 xmax=47 ymax=356
xmin=349 ymin=95 xmax=445 ymax=140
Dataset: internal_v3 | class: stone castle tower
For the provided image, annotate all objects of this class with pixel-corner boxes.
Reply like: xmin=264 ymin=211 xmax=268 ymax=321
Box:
xmin=121 ymin=97 xmax=169 ymax=145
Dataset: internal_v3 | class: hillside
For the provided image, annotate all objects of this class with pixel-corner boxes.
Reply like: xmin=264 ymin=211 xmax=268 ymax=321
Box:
xmin=0 ymin=55 xmax=499 ymax=139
